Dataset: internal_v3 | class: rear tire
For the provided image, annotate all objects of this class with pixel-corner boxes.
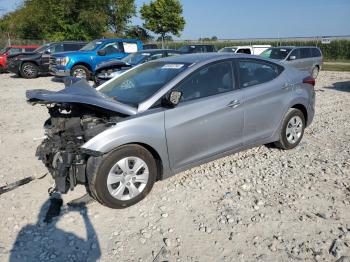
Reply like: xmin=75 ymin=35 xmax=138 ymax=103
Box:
xmin=86 ymin=144 xmax=157 ymax=209
xmin=20 ymin=62 xmax=39 ymax=78
xmin=71 ymin=65 xmax=91 ymax=80
xmin=274 ymin=108 xmax=305 ymax=150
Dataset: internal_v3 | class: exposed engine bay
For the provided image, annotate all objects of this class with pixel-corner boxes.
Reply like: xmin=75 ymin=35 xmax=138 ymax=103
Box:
xmin=36 ymin=103 xmax=123 ymax=194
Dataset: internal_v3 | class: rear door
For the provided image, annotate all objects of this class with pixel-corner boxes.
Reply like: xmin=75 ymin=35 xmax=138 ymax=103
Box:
xmin=237 ymin=58 xmax=289 ymax=144
xmin=165 ymin=60 xmax=244 ymax=171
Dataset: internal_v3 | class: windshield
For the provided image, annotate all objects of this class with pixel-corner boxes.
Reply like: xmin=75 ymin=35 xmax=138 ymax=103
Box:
xmin=34 ymin=44 xmax=50 ymax=53
xmin=0 ymin=47 xmax=10 ymax=54
xmin=99 ymin=61 xmax=189 ymax=106
xmin=80 ymin=40 xmax=103 ymax=51
xmin=121 ymin=52 xmax=151 ymax=65
xmin=260 ymin=47 xmax=292 ymax=60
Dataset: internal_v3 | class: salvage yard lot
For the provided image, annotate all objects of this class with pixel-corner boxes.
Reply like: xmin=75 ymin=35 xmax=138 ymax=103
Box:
xmin=0 ymin=71 xmax=349 ymax=261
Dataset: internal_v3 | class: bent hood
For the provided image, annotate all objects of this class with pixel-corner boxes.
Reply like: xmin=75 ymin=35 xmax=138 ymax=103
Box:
xmin=26 ymin=79 xmax=137 ymax=116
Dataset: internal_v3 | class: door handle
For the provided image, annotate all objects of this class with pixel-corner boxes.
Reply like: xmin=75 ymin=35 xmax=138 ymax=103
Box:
xmin=227 ymin=100 xmax=241 ymax=108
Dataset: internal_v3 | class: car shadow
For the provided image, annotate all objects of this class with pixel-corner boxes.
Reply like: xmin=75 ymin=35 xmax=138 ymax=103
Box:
xmin=329 ymin=81 xmax=350 ymax=92
xmin=9 ymin=197 xmax=101 ymax=262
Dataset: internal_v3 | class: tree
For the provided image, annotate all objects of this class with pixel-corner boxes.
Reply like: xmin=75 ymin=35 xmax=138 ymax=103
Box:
xmin=125 ymin=26 xmax=153 ymax=41
xmin=140 ymin=0 xmax=185 ymax=48
xmin=104 ymin=0 xmax=136 ymax=35
xmin=0 ymin=0 xmax=136 ymax=41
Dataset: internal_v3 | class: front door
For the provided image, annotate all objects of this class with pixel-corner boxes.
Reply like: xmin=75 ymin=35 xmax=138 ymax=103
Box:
xmin=164 ymin=61 xmax=244 ymax=171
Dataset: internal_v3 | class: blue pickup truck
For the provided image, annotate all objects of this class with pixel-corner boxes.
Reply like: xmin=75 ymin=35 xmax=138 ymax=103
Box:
xmin=49 ymin=38 xmax=143 ymax=79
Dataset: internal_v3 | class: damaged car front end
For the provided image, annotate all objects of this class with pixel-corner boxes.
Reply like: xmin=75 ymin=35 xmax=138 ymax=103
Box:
xmin=26 ymin=79 xmax=133 ymax=194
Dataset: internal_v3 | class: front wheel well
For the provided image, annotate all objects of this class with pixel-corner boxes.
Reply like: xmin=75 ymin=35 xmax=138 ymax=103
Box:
xmin=133 ymin=143 xmax=163 ymax=181
xmin=291 ymin=104 xmax=308 ymax=124
xmin=71 ymin=62 xmax=92 ymax=72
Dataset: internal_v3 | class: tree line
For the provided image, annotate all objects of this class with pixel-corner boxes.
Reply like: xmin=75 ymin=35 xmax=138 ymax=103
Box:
xmin=0 ymin=0 xmax=185 ymax=42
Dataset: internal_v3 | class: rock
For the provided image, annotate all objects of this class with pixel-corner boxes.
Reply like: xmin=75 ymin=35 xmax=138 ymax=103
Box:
xmin=164 ymin=238 xmax=171 ymax=247
xmin=139 ymin=238 xmax=146 ymax=244
xmin=335 ymin=256 xmax=350 ymax=262
xmin=161 ymin=213 xmax=169 ymax=218
xmin=315 ymin=212 xmax=327 ymax=219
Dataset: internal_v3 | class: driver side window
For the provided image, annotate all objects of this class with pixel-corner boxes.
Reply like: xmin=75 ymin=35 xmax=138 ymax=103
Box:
xmin=175 ymin=61 xmax=234 ymax=103
xmin=103 ymin=43 xmax=121 ymax=55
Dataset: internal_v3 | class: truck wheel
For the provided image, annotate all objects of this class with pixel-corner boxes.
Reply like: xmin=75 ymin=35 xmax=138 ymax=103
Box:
xmin=274 ymin=108 xmax=305 ymax=150
xmin=71 ymin=65 xmax=90 ymax=79
xmin=86 ymin=144 xmax=157 ymax=209
xmin=21 ymin=62 xmax=39 ymax=78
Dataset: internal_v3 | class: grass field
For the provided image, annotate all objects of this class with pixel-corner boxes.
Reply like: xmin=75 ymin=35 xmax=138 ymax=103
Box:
xmin=323 ymin=61 xmax=350 ymax=72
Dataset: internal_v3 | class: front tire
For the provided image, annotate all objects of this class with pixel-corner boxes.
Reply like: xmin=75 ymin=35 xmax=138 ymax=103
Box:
xmin=275 ymin=108 xmax=305 ymax=150
xmin=20 ymin=62 xmax=39 ymax=78
xmin=87 ymin=145 xmax=157 ymax=209
xmin=71 ymin=65 xmax=91 ymax=80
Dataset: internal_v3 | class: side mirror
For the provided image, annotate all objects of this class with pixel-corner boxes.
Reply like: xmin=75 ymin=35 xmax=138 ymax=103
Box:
xmin=44 ymin=49 xmax=51 ymax=54
xmin=163 ymin=90 xmax=182 ymax=107
xmin=289 ymin=55 xmax=296 ymax=60
xmin=97 ymin=49 xmax=106 ymax=56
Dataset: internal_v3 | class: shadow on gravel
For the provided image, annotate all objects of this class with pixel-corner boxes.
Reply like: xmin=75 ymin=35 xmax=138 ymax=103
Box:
xmin=9 ymin=198 xmax=100 ymax=262
xmin=329 ymin=81 xmax=350 ymax=93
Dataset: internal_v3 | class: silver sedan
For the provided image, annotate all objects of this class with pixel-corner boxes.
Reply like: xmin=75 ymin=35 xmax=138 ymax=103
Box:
xmin=27 ymin=53 xmax=315 ymax=208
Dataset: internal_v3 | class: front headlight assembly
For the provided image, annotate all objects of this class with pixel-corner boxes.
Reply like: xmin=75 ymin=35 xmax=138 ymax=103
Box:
xmin=57 ymin=57 xmax=70 ymax=66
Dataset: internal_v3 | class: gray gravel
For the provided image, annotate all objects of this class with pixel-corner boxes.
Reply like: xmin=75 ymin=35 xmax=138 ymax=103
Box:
xmin=0 ymin=71 xmax=349 ymax=261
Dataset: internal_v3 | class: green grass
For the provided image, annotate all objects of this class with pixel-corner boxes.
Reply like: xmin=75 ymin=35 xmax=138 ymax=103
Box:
xmin=322 ymin=62 xmax=350 ymax=72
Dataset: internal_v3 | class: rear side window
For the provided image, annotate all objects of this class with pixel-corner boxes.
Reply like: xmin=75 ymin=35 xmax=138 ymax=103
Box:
xmin=176 ymin=61 xmax=235 ymax=102
xmin=238 ymin=59 xmax=282 ymax=88
xmin=300 ymin=48 xmax=311 ymax=59
xmin=122 ymin=42 xmax=138 ymax=53
xmin=206 ymin=45 xmax=215 ymax=52
xmin=311 ymin=48 xmax=321 ymax=57
xmin=24 ymin=48 xmax=36 ymax=52
xmin=237 ymin=48 xmax=251 ymax=54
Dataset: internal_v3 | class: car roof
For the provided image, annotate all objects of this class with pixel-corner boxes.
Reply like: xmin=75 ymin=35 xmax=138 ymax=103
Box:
xmin=159 ymin=53 xmax=261 ymax=64
xmin=137 ymin=49 xmax=177 ymax=53
xmin=95 ymin=38 xmax=141 ymax=42
xmin=271 ymin=46 xmax=320 ymax=49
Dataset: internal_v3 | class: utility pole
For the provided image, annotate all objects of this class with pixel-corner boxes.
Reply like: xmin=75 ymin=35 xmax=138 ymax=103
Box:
xmin=7 ymin=32 xmax=11 ymax=46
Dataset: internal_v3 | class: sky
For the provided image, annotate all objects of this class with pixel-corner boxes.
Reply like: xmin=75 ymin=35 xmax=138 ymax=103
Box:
xmin=1 ymin=0 xmax=349 ymax=40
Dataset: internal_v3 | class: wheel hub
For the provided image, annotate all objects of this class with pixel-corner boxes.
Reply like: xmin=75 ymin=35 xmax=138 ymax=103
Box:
xmin=106 ymin=156 xmax=149 ymax=201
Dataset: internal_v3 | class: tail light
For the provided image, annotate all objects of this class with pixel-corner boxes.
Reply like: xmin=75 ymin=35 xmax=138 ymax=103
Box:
xmin=303 ymin=76 xmax=315 ymax=87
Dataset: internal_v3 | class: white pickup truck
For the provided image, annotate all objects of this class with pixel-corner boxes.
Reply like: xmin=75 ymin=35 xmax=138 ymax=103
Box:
xmin=218 ymin=45 xmax=271 ymax=55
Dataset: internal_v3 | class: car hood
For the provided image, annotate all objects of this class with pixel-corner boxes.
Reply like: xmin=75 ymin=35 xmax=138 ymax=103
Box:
xmin=26 ymin=79 xmax=137 ymax=116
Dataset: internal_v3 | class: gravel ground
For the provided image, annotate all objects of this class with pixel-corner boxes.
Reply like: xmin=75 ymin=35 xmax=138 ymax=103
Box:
xmin=0 ymin=71 xmax=349 ymax=262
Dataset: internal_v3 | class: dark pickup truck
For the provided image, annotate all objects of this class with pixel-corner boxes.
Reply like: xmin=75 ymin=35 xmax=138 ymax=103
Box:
xmin=7 ymin=41 xmax=86 ymax=78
